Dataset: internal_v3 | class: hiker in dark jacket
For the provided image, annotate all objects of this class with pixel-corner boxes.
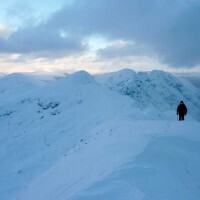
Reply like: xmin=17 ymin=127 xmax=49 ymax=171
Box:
xmin=177 ymin=101 xmax=187 ymax=121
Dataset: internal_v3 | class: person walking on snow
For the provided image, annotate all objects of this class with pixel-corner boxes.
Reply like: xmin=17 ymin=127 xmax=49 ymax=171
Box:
xmin=177 ymin=101 xmax=187 ymax=121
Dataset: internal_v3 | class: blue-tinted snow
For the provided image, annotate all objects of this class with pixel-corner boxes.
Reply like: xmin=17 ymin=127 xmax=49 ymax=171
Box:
xmin=0 ymin=69 xmax=200 ymax=200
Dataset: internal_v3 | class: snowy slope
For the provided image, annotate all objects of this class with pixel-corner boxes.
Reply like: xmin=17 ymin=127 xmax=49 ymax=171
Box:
xmin=96 ymin=69 xmax=200 ymax=121
xmin=179 ymin=73 xmax=200 ymax=89
xmin=1 ymin=69 xmax=200 ymax=200
xmin=0 ymin=71 xmax=143 ymax=200
xmin=0 ymin=73 xmax=43 ymax=103
xmin=15 ymin=121 xmax=200 ymax=200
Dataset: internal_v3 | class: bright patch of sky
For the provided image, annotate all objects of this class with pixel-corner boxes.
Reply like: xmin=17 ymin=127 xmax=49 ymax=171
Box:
xmin=0 ymin=0 xmax=70 ymax=28
xmin=84 ymin=35 xmax=113 ymax=57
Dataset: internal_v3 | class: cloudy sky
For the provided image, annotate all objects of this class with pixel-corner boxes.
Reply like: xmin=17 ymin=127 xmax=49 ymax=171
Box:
xmin=0 ymin=0 xmax=200 ymax=74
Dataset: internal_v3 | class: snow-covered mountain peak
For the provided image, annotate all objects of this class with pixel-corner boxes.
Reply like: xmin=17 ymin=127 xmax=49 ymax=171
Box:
xmin=34 ymin=70 xmax=96 ymax=100
xmin=65 ymin=70 xmax=95 ymax=85
xmin=0 ymin=73 xmax=41 ymax=86
xmin=96 ymin=68 xmax=136 ymax=86
xmin=0 ymin=73 xmax=42 ymax=102
xmin=1 ymin=72 xmax=28 ymax=80
xmin=150 ymin=69 xmax=171 ymax=76
xmin=115 ymin=68 xmax=136 ymax=76
xmin=0 ymin=73 xmax=42 ymax=85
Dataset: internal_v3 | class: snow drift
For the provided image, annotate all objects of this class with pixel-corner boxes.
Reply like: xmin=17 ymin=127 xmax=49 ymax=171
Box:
xmin=0 ymin=69 xmax=200 ymax=200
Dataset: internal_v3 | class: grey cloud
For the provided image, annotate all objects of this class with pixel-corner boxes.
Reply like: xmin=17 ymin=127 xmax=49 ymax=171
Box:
xmin=97 ymin=42 xmax=151 ymax=59
xmin=48 ymin=0 xmax=179 ymax=38
xmin=157 ymin=3 xmax=200 ymax=67
xmin=47 ymin=0 xmax=200 ymax=68
xmin=1 ymin=0 xmax=200 ymax=67
xmin=0 ymin=25 xmax=86 ymax=56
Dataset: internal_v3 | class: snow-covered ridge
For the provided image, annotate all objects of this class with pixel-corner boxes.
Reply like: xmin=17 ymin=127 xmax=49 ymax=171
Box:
xmin=0 ymin=73 xmax=42 ymax=87
xmin=96 ymin=69 xmax=200 ymax=121
xmin=0 ymin=73 xmax=43 ymax=103
xmin=1 ymin=69 xmax=200 ymax=200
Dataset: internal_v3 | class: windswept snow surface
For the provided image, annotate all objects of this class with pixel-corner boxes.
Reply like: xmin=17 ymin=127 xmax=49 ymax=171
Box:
xmin=1 ymin=69 xmax=200 ymax=200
